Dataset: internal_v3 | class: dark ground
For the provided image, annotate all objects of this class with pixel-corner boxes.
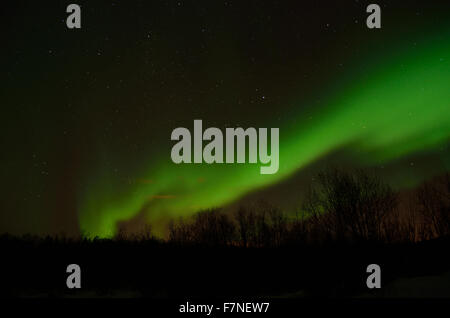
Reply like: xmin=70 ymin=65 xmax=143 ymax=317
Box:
xmin=1 ymin=234 xmax=449 ymax=298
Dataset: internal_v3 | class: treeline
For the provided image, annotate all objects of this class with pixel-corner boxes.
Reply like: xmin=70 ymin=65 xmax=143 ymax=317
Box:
xmin=0 ymin=169 xmax=448 ymax=297
xmin=166 ymin=169 xmax=450 ymax=247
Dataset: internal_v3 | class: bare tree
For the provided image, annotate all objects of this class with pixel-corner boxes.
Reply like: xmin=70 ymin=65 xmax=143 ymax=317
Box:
xmin=417 ymin=173 xmax=450 ymax=238
xmin=303 ymin=168 xmax=398 ymax=242
xmin=169 ymin=209 xmax=235 ymax=246
xmin=235 ymin=206 xmax=255 ymax=247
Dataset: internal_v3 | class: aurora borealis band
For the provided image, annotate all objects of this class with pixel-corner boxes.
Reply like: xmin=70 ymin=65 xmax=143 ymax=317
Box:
xmin=79 ymin=31 xmax=450 ymax=237
xmin=1 ymin=1 xmax=449 ymax=238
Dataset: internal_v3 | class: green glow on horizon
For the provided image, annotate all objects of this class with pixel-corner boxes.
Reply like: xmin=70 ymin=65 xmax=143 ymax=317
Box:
xmin=78 ymin=33 xmax=450 ymax=238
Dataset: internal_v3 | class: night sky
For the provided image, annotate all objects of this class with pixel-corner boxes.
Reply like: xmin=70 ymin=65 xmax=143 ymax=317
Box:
xmin=1 ymin=1 xmax=449 ymax=237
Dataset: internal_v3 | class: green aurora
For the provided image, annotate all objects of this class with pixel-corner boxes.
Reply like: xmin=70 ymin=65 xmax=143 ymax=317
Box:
xmin=79 ymin=32 xmax=450 ymax=238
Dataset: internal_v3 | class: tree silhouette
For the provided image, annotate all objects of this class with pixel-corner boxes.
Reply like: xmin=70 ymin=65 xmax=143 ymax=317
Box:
xmin=303 ymin=168 xmax=397 ymax=242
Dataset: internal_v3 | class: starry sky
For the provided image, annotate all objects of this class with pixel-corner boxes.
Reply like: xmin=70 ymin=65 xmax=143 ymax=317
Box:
xmin=1 ymin=0 xmax=449 ymax=237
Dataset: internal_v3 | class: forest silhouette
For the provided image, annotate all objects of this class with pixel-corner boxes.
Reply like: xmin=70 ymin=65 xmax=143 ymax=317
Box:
xmin=1 ymin=169 xmax=449 ymax=297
